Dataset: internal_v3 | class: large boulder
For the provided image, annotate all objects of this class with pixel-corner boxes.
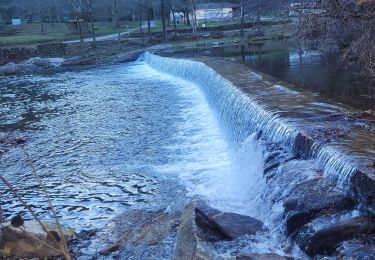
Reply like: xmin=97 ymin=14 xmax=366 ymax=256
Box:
xmin=172 ymin=201 xmax=212 ymax=260
xmin=294 ymin=212 xmax=375 ymax=257
xmin=283 ymin=178 xmax=356 ymax=236
xmin=172 ymin=200 xmax=266 ymax=260
xmin=0 ymin=220 xmax=74 ymax=259
xmin=195 ymin=201 xmax=266 ymax=240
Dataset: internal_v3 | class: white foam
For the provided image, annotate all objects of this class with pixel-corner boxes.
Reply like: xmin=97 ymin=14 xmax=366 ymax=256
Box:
xmin=135 ymin=63 xmax=265 ymax=216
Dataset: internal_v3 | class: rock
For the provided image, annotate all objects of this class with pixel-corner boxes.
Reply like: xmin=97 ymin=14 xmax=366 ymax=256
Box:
xmin=284 ymin=178 xmax=356 ymax=236
xmin=121 ymin=38 xmax=144 ymax=45
xmin=236 ymin=253 xmax=293 ymax=260
xmin=0 ymin=220 xmax=74 ymax=258
xmin=113 ymin=50 xmax=144 ymax=63
xmin=99 ymin=241 xmax=121 ymax=256
xmin=335 ymin=237 xmax=375 ymax=259
xmin=0 ymin=58 xmax=9 ymax=66
xmin=0 ymin=62 xmax=23 ymax=75
xmin=294 ymin=212 xmax=375 ymax=257
xmin=20 ymin=57 xmax=64 ymax=67
xmin=172 ymin=201 xmax=213 ymax=260
xmin=350 ymin=169 xmax=375 ymax=213
xmin=195 ymin=200 xmax=266 ymax=240
xmin=293 ymin=132 xmax=314 ymax=158
xmin=62 ymin=56 xmax=83 ymax=66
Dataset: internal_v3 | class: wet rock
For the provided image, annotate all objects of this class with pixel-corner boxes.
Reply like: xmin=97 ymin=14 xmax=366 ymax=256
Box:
xmin=172 ymin=201 xmax=212 ymax=260
xmin=293 ymin=132 xmax=314 ymax=158
xmin=350 ymin=169 xmax=375 ymax=213
xmin=335 ymin=237 xmax=375 ymax=259
xmin=0 ymin=220 xmax=74 ymax=258
xmin=195 ymin=200 xmax=266 ymax=240
xmin=0 ymin=62 xmax=36 ymax=75
xmin=236 ymin=253 xmax=293 ymax=260
xmin=295 ymin=212 xmax=375 ymax=257
xmin=113 ymin=50 xmax=144 ymax=63
xmin=262 ymin=143 xmax=297 ymax=181
xmin=307 ymin=127 xmax=350 ymax=142
xmin=62 ymin=56 xmax=83 ymax=66
xmin=20 ymin=57 xmax=65 ymax=67
xmin=0 ymin=58 xmax=9 ymax=66
xmin=99 ymin=242 xmax=121 ymax=256
xmin=90 ymin=209 xmax=180 ymax=259
xmin=284 ymin=178 xmax=356 ymax=236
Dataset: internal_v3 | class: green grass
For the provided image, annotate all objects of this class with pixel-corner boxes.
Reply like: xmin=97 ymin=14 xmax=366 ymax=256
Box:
xmin=0 ymin=21 xmax=138 ymax=46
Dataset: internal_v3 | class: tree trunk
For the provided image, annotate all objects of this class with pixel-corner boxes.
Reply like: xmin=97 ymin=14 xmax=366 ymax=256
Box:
xmin=39 ymin=0 xmax=44 ymax=34
xmin=172 ymin=10 xmax=177 ymax=37
xmin=256 ymin=12 xmax=261 ymax=28
xmin=139 ymin=13 xmax=145 ymax=44
xmin=186 ymin=11 xmax=191 ymax=26
xmin=191 ymin=0 xmax=198 ymax=39
xmin=160 ymin=0 xmax=167 ymax=41
xmin=112 ymin=0 xmax=121 ymax=50
xmin=54 ymin=0 xmax=61 ymax=23
xmin=70 ymin=0 xmax=83 ymax=43
xmin=88 ymin=0 xmax=96 ymax=46
xmin=240 ymin=0 xmax=245 ymax=38
xmin=49 ymin=7 xmax=54 ymax=27
xmin=147 ymin=9 xmax=151 ymax=39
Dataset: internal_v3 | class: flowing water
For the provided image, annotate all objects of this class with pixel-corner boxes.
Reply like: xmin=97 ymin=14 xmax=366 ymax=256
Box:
xmin=0 ymin=59 xmax=265 ymax=231
xmin=1 ymin=53 xmax=374 ymax=258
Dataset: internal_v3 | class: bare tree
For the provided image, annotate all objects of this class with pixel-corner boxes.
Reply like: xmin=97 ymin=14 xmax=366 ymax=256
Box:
xmin=295 ymin=0 xmax=375 ymax=96
xmin=83 ymin=0 xmax=96 ymax=45
xmin=160 ymin=0 xmax=168 ymax=41
xmin=112 ymin=0 xmax=121 ymax=49
xmin=38 ymin=0 xmax=45 ymax=33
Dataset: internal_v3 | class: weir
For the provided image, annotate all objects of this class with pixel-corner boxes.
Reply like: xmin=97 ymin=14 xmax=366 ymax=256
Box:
xmin=142 ymin=52 xmax=375 ymax=212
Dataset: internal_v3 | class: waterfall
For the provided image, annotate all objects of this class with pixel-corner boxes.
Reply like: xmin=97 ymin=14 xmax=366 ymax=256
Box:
xmin=140 ymin=52 xmax=358 ymax=186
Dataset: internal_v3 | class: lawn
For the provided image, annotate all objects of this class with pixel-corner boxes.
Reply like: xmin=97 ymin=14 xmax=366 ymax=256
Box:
xmin=0 ymin=21 xmax=138 ymax=46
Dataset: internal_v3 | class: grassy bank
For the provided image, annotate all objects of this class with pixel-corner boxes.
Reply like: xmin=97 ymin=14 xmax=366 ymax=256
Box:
xmin=0 ymin=17 xmax=291 ymax=47
xmin=0 ymin=21 xmax=138 ymax=46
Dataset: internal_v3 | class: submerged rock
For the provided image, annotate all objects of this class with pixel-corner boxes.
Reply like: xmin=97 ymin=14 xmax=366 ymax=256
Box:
xmin=236 ymin=253 xmax=293 ymax=260
xmin=283 ymin=178 xmax=356 ymax=236
xmin=295 ymin=212 xmax=375 ymax=257
xmin=335 ymin=237 xmax=375 ymax=259
xmin=195 ymin=201 xmax=266 ymax=240
xmin=0 ymin=220 xmax=74 ymax=258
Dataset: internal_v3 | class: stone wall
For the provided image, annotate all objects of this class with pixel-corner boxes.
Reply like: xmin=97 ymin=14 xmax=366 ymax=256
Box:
xmin=0 ymin=43 xmax=68 ymax=62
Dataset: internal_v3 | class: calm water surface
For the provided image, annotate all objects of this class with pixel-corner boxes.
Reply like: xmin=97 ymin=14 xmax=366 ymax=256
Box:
xmin=165 ymin=41 xmax=375 ymax=110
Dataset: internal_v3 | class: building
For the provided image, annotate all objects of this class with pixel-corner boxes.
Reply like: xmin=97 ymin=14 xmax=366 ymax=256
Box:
xmin=170 ymin=2 xmax=240 ymax=25
xmin=194 ymin=3 xmax=240 ymax=21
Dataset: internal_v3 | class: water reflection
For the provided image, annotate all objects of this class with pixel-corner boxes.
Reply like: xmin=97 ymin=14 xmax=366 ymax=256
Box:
xmin=166 ymin=41 xmax=374 ymax=109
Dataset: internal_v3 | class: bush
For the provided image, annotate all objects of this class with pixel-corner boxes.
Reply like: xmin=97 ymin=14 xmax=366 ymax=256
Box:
xmin=0 ymin=21 xmax=15 ymax=36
